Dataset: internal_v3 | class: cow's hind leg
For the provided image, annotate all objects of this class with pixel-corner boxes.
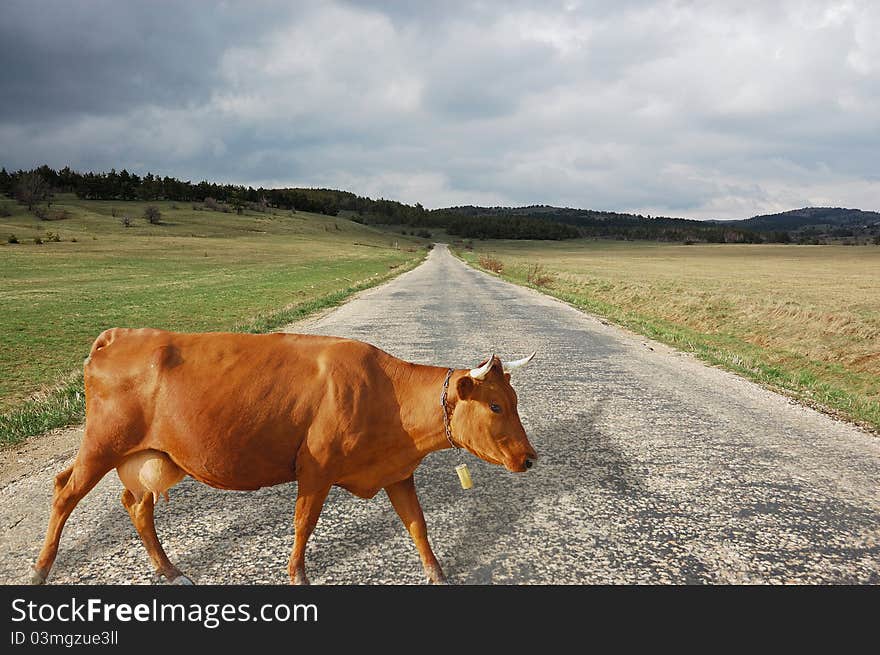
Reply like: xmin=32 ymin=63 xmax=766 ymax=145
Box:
xmin=31 ymin=457 xmax=114 ymax=584
xmin=121 ymin=490 xmax=191 ymax=585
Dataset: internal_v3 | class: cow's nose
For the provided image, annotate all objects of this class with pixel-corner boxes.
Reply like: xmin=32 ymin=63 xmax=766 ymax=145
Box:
xmin=524 ymin=457 xmax=535 ymax=470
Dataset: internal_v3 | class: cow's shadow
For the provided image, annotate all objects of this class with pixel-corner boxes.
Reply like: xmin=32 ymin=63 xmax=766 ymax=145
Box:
xmin=437 ymin=398 xmax=646 ymax=583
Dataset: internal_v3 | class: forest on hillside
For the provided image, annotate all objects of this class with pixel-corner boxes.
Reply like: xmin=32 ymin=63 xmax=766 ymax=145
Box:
xmin=0 ymin=165 xmax=830 ymax=243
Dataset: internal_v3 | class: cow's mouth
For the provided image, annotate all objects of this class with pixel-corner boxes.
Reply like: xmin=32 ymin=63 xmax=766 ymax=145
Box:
xmin=464 ymin=442 xmax=537 ymax=473
xmin=482 ymin=450 xmax=535 ymax=473
xmin=464 ymin=445 xmax=505 ymax=468
xmin=499 ymin=440 xmax=538 ymax=473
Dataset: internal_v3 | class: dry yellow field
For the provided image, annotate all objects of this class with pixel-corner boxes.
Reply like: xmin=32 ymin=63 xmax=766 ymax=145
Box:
xmin=463 ymin=241 xmax=880 ymax=431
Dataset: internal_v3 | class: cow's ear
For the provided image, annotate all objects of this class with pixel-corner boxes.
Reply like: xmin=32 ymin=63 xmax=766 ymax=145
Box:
xmin=504 ymin=373 xmax=511 ymax=383
xmin=457 ymin=376 xmax=474 ymax=400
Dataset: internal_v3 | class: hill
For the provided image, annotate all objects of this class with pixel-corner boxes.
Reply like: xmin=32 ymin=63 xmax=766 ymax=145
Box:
xmin=0 ymin=166 xmax=762 ymax=242
xmin=434 ymin=205 xmax=770 ymax=243
xmin=0 ymin=166 xmax=583 ymax=241
xmin=716 ymin=207 xmax=880 ymax=241
xmin=3 ymin=165 xmax=877 ymax=244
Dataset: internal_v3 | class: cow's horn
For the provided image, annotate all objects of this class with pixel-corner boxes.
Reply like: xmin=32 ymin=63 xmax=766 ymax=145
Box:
xmin=469 ymin=355 xmax=495 ymax=380
xmin=503 ymin=351 xmax=536 ymax=373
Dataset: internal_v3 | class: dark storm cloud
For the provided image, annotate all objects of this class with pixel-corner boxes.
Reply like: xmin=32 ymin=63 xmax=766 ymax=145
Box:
xmin=1 ymin=1 xmax=878 ymax=218
xmin=0 ymin=0 xmax=286 ymax=122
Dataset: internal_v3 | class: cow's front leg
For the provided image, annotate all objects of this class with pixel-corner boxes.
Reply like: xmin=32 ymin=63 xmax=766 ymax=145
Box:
xmin=288 ymin=482 xmax=331 ymax=585
xmin=385 ymin=475 xmax=447 ymax=584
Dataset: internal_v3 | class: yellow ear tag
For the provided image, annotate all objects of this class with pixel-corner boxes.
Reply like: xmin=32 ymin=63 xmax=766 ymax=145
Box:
xmin=455 ymin=463 xmax=473 ymax=490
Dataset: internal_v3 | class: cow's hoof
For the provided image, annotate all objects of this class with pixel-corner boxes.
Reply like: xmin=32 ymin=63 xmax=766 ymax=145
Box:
xmin=171 ymin=575 xmax=194 ymax=585
xmin=426 ymin=567 xmax=448 ymax=585
xmin=29 ymin=567 xmax=47 ymax=585
xmin=291 ymin=571 xmax=310 ymax=585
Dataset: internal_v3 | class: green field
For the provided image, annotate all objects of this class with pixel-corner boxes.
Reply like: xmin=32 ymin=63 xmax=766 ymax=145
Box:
xmin=462 ymin=240 xmax=880 ymax=432
xmin=0 ymin=195 xmax=426 ymax=444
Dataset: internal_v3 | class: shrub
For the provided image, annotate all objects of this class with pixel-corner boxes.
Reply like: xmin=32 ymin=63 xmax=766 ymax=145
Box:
xmin=0 ymin=204 xmax=12 ymax=217
xmin=204 ymin=197 xmax=228 ymax=212
xmin=7 ymin=234 xmax=18 ymax=244
xmin=120 ymin=215 xmax=133 ymax=228
xmin=70 ymin=237 xmax=77 ymax=243
xmin=526 ymin=263 xmax=554 ymax=287
xmin=45 ymin=231 xmax=61 ymax=242
xmin=416 ymin=228 xmax=432 ymax=238
xmin=479 ymin=255 xmax=504 ymax=273
xmin=143 ymin=205 xmax=162 ymax=224
xmin=33 ymin=236 xmax=43 ymax=244
xmin=32 ymin=207 xmax=69 ymax=221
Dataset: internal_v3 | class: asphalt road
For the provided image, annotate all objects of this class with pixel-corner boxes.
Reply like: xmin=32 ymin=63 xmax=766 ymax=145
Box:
xmin=1 ymin=244 xmax=878 ymax=584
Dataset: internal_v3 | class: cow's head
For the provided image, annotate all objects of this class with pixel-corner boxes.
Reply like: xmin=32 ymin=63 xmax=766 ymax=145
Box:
xmin=451 ymin=353 xmax=538 ymax=472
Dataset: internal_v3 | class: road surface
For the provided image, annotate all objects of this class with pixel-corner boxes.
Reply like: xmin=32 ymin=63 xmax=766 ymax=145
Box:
xmin=1 ymin=244 xmax=878 ymax=584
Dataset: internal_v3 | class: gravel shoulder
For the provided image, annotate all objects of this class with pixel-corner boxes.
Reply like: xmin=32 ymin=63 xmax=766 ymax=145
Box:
xmin=1 ymin=244 xmax=878 ymax=584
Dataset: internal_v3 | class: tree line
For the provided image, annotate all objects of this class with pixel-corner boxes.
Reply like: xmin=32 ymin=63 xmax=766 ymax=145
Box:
xmin=1 ymin=165 xmax=779 ymax=242
xmin=442 ymin=205 xmax=784 ymax=243
xmin=0 ymin=165 xmax=348 ymax=216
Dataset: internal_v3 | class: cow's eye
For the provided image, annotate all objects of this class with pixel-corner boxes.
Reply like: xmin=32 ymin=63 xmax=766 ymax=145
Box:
xmin=490 ymin=402 xmax=502 ymax=414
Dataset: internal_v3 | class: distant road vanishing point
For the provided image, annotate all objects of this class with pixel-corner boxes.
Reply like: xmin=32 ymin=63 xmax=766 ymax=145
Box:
xmin=1 ymin=244 xmax=878 ymax=584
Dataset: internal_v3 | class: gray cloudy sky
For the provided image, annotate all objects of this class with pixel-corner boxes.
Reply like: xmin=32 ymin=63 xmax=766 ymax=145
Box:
xmin=1 ymin=1 xmax=877 ymax=218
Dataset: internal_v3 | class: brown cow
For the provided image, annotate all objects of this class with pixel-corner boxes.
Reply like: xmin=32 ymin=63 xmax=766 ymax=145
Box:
xmin=31 ymin=328 xmax=538 ymax=585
